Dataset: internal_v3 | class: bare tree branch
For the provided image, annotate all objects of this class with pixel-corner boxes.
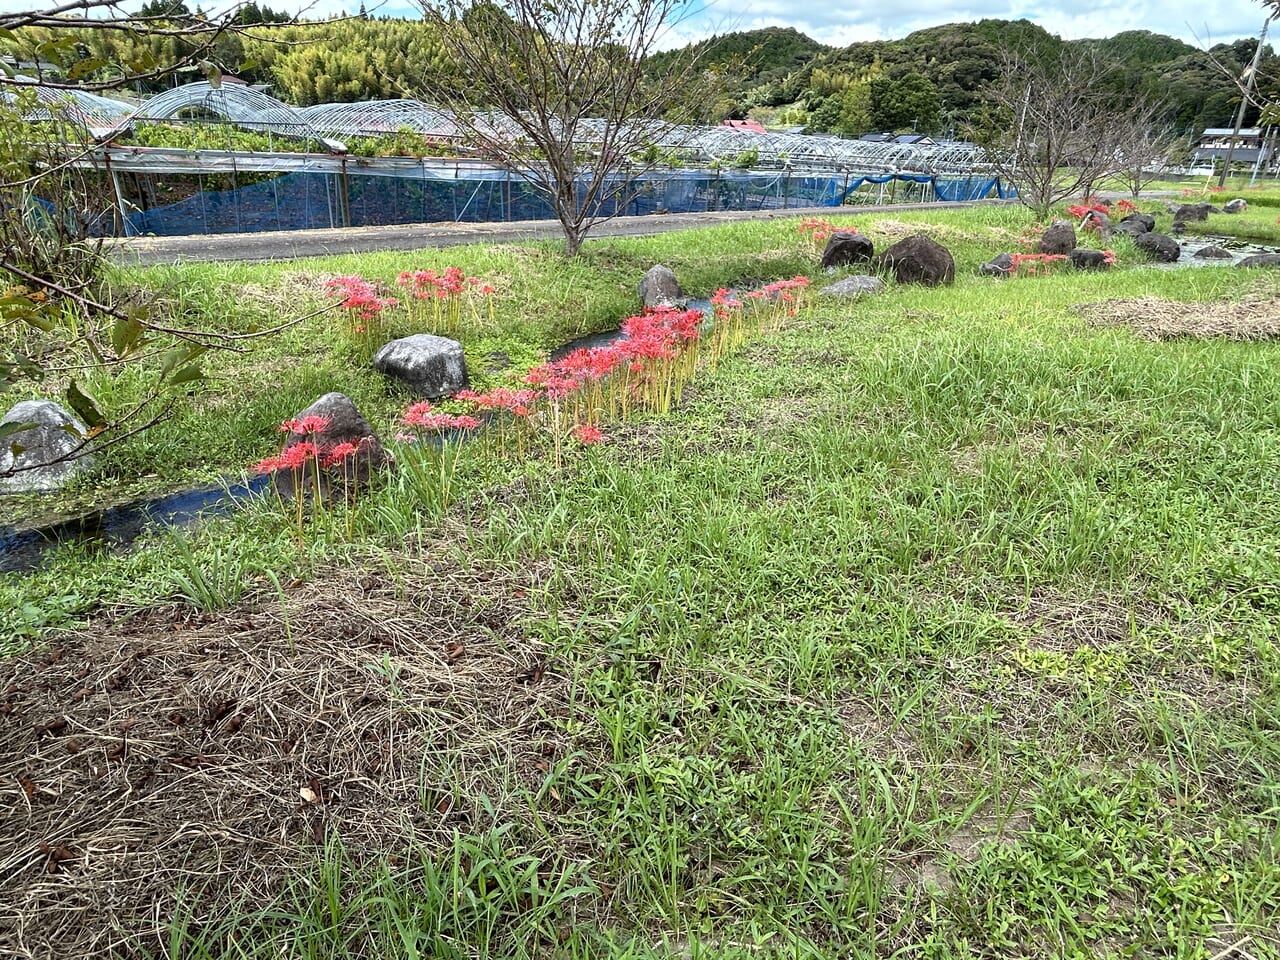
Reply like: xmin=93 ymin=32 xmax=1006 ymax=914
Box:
xmin=419 ymin=0 xmax=720 ymax=256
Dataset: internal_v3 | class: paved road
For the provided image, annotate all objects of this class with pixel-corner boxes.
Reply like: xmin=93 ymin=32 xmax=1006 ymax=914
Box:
xmin=107 ymin=201 xmax=1004 ymax=266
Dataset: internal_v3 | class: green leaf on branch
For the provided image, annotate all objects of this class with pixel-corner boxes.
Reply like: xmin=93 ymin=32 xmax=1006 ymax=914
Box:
xmin=159 ymin=343 xmax=208 ymax=380
xmin=67 ymin=57 xmax=109 ymax=80
xmin=111 ymin=309 xmax=146 ymax=358
xmin=167 ymin=365 xmax=205 ymax=387
xmin=65 ymin=380 xmax=107 ymax=431
xmin=0 ymin=421 xmax=36 ymax=444
xmin=200 ymin=60 xmax=223 ymax=88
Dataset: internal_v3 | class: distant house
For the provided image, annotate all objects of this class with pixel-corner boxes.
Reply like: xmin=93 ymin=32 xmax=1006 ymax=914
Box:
xmin=857 ymin=132 xmax=894 ymax=143
xmin=893 ymin=134 xmax=935 ymax=146
xmin=1193 ymin=127 xmax=1269 ymax=166
xmin=721 ymin=119 xmax=767 ymax=134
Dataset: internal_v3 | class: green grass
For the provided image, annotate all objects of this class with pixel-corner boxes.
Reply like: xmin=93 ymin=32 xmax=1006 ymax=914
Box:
xmin=5 ymin=202 xmax=1280 ymax=957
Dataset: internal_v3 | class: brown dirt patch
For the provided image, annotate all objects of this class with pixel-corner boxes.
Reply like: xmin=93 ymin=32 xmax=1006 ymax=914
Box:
xmin=868 ymin=218 xmax=992 ymax=247
xmin=0 ymin=556 xmax=564 ymax=958
xmin=1076 ymin=295 xmax=1280 ymax=340
xmin=948 ymin=430 xmax=1067 ymax=478
xmin=1002 ymin=589 xmax=1166 ymax=654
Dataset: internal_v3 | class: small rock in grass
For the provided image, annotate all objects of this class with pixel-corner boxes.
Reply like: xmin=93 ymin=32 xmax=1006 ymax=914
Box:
xmin=1134 ymin=232 xmax=1181 ymax=262
xmin=1192 ymin=245 xmax=1233 ymax=260
xmin=820 ymin=231 xmax=874 ymax=270
xmin=978 ymin=252 xmax=1015 ymax=277
xmin=1069 ymin=249 xmax=1111 ymax=270
xmin=871 ymin=234 xmax=955 ymax=286
xmin=637 ymin=264 xmax=685 ymax=309
xmin=272 ymin=392 xmax=390 ymax=501
xmin=1118 ymin=213 xmax=1155 ymax=233
xmin=0 ymin=399 xmax=94 ymax=494
xmin=1038 ymin=219 xmax=1077 ymax=255
xmin=819 ymin=275 xmax=885 ymax=298
xmin=374 ymin=334 xmax=469 ymax=398
xmin=1082 ymin=210 xmax=1110 ymax=236
xmin=1115 ymin=220 xmax=1150 ymax=239
xmin=1237 ymin=253 xmax=1280 ymax=269
xmin=1173 ymin=203 xmax=1210 ymax=222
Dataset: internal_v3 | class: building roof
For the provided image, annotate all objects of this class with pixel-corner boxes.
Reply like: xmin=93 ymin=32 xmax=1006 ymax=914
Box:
xmin=721 ymin=119 xmax=767 ymax=134
xmin=1201 ymin=127 xmax=1262 ymax=137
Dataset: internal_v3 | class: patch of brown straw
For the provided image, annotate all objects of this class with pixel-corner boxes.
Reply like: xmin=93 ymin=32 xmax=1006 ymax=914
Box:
xmin=0 ymin=555 xmax=565 ymax=958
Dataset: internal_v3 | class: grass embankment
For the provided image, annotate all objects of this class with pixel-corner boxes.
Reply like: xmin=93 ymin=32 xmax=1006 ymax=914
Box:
xmin=3 ymin=202 xmax=1280 ymax=958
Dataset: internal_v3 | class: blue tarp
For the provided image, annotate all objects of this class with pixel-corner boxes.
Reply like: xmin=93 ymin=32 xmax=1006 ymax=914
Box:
xmin=115 ymin=169 xmax=1008 ymax=237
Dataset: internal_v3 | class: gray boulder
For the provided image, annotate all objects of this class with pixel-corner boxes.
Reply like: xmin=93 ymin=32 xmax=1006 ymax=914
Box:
xmin=978 ymin=252 xmax=1015 ymax=277
xmin=1170 ymin=220 xmax=1187 ymax=235
xmin=1114 ymin=220 xmax=1149 ymax=239
xmin=1038 ymin=219 xmax=1077 ymax=255
xmin=1134 ymin=232 xmax=1181 ymax=262
xmin=1174 ymin=203 xmax=1211 ymax=222
xmin=1069 ymin=249 xmax=1111 ymax=270
xmin=820 ymin=231 xmax=874 ymax=270
xmin=374 ymin=334 xmax=469 ymax=398
xmin=1082 ymin=210 xmax=1111 ymax=236
xmin=271 ymin=392 xmax=391 ymax=501
xmin=1192 ymin=245 xmax=1233 ymax=260
xmin=1224 ymin=198 xmax=1248 ymax=214
xmin=819 ymin=275 xmax=885 ymax=298
xmin=1237 ymin=253 xmax=1280 ymax=269
xmin=638 ymin=264 xmax=685 ymax=309
xmin=1119 ymin=212 xmax=1155 ymax=233
xmin=0 ymin=399 xmax=93 ymax=494
xmin=871 ymin=234 xmax=955 ymax=286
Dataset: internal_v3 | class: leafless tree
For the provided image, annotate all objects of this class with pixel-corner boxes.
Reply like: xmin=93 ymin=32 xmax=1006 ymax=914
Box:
xmin=1112 ymin=110 xmax=1175 ymax=198
xmin=977 ymin=46 xmax=1154 ymax=218
xmin=418 ymin=0 xmax=721 ymax=256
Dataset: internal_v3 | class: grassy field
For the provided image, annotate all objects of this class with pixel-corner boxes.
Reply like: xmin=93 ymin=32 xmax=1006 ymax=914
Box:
xmin=3 ymin=198 xmax=1280 ymax=958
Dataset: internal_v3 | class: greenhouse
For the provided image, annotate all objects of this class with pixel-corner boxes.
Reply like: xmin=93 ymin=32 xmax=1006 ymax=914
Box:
xmin=14 ymin=82 xmax=1008 ymax=237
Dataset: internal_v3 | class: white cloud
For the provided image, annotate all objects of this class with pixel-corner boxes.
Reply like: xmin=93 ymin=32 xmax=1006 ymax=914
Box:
xmin=0 ymin=0 xmax=1266 ymax=48
xmin=674 ymin=0 xmax=1267 ymax=48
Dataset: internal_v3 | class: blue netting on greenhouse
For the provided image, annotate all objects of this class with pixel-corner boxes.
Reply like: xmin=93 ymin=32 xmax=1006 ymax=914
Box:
xmin=116 ymin=168 xmax=1008 ymax=237
xmin=125 ymin=172 xmax=343 ymax=235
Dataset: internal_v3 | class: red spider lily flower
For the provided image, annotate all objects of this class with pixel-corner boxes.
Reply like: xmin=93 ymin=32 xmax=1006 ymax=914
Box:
xmin=573 ymin=423 xmax=605 ymax=445
xmin=253 ymin=454 xmax=283 ymax=474
xmin=280 ymin=414 xmax=331 ymax=436
xmin=400 ymin=400 xmax=481 ymax=432
xmin=323 ymin=440 xmax=362 ymax=467
xmin=458 ymin=387 xmax=540 ymax=412
xmin=324 ymin=275 xmax=398 ymax=318
xmin=277 ymin=442 xmax=319 ymax=470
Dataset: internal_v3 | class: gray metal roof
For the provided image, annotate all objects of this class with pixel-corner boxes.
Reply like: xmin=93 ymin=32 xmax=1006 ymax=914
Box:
xmin=11 ymin=81 xmax=994 ymax=178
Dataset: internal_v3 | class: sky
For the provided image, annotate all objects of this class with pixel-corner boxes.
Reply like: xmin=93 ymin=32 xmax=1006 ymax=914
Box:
xmin=653 ymin=0 xmax=1272 ymax=51
xmin=0 ymin=0 xmax=1272 ymax=51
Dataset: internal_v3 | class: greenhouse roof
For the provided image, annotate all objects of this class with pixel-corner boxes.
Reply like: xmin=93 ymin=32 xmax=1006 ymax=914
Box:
xmin=1 ymin=82 xmax=135 ymax=135
xmin=15 ymin=80 xmax=992 ymax=177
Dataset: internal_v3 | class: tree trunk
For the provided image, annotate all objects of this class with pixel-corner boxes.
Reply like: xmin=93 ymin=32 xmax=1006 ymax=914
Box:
xmin=563 ymin=227 xmax=583 ymax=257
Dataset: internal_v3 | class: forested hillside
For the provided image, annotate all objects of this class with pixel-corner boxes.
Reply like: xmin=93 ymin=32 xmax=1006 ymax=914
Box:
xmin=1 ymin=13 xmax=1269 ymax=138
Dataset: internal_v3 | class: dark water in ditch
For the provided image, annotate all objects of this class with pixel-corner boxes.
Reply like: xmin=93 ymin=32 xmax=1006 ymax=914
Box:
xmin=0 ymin=475 xmax=272 ymax=574
xmin=1 ymin=299 xmax=719 ymax=575
xmin=1169 ymin=234 xmax=1280 ymax=267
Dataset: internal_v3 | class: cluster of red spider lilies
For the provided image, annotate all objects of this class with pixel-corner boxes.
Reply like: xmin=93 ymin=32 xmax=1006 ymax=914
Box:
xmin=255 ymin=274 xmax=812 ymax=525
xmin=322 ymin=266 xmax=498 ymax=354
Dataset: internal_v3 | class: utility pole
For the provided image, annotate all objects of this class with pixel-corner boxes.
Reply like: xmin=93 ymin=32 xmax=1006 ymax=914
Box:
xmin=1220 ymin=16 xmax=1271 ymax=188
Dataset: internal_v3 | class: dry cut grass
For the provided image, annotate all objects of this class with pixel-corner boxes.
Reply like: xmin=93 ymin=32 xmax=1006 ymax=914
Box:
xmin=0 ymin=555 xmax=564 ymax=959
xmin=1077 ymin=294 xmax=1280 ymax=340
